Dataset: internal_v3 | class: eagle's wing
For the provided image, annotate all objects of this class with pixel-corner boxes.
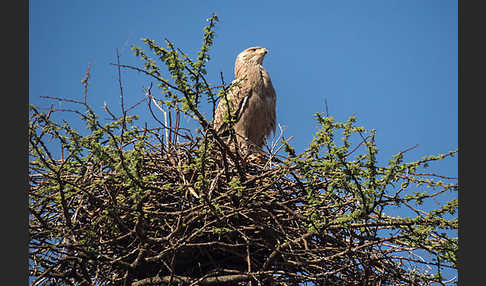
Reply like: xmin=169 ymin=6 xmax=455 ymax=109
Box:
xmin=213 ymin=79 xmax=252 ymax=135
xmin=261 ymin=67 xmax=277 ymax=137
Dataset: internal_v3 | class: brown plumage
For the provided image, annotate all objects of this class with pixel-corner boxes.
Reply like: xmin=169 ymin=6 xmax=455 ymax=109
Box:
xmin=213 ymin=46 xmax=277 ymax=151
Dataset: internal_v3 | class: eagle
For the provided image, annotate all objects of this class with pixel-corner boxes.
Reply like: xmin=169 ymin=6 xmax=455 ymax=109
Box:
xmin=213 ymin=46 xmax=277 ymax=152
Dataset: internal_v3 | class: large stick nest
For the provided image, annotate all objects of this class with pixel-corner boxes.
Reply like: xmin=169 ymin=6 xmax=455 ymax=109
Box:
xmin=29 ymin=124 xmax=453 ymax=285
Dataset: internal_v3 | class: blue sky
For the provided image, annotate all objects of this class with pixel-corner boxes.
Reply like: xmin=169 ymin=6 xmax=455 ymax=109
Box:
xmin=30 ymin=0 xmax=457 ymax=163
xmin=30 ymin=0 xmax=458 ymax=281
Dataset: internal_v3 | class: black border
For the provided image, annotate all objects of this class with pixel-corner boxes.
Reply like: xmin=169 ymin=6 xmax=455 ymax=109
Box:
xmin=458 ymin=0 xmax=483 ymax=284
xmin=4 ymin=0 xmax=29 ymax=284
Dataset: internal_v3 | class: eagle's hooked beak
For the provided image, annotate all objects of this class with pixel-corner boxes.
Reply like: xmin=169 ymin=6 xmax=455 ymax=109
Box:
xmin=257 ymin=48 xmax=268 ymax=55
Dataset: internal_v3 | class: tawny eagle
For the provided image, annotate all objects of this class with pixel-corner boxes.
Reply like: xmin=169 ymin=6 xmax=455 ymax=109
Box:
xmin=213 ymin=46 xmax=277 ymax=151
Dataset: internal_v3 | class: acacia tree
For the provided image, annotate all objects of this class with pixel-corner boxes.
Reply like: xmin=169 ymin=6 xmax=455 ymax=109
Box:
xmin=29 ymin=14 xmax=458 ymax=285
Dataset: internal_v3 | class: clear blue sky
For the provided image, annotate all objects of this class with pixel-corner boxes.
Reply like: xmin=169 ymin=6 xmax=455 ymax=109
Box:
xmin=30 ymin=0 xmax=458 ymax=280
xmin=30 ymin=0 xmax=458 ymax=163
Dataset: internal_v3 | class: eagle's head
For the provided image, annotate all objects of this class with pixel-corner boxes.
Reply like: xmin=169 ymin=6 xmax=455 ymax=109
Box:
xmin=235 ymin=46 xmax=269 ymax=77
xmin=237 ymin=46 xmax=268 ymax=64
